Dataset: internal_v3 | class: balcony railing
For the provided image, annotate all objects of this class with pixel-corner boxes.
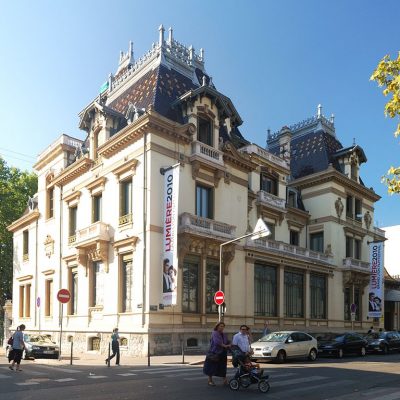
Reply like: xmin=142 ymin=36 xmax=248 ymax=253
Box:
xmin=75 ymin=222 xmax=110 ymax=247
xmin=190 ymin=141 xmax=224 ymax=166
xmin=119 ymin=213 xmax=133 ymax=226
xmin=257 ymin=190 xmax=286 ymax=210
xmin=246 ymin=238 xmax=333 ymax=264
xmin=68 ymin=235 xmax=76 ymax=246
xmin=239 ymin=144 xmax=289 ymax=169
xmin=342 ymin=257 xmax=370 ymax=271
xmin=23 ymin=253 xmax=29 ymax=262
xmin=179 ymin=212 xmax=236 ymax=239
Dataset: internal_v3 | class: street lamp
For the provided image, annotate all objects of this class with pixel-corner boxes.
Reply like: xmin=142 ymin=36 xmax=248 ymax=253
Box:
xmin=218 ymin=218 xmax=271 ymax=321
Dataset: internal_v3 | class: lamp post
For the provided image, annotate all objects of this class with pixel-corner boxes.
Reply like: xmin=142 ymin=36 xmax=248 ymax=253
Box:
xmin=218 ymin=218 xmax=271 ymax=321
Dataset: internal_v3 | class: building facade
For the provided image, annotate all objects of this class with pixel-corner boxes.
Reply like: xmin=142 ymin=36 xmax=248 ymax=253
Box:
xmin=7 ymin=26 xmax=385 ymax=356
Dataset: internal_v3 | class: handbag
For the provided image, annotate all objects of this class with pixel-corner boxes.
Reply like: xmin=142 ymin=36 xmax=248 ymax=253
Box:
xmin=7 ymin=336 xmax=13 ymax=346
xmin=206 ymin=351 xmax=221 ymax=362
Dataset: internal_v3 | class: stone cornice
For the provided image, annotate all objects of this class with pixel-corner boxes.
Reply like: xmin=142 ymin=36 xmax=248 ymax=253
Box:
xmin=63 ymin=190 xmax=81 ymax=204
xmin=98 ymin=109 xmax=195 ymax=159
xmin=16 ymin=274 xmax=33 ymax=282
xmin=52 ymin=156 xmax=93 ymax=187
xmin=290 ymin=166 xmax=381 ymax=202
xmin=111 ymin=159 xmax=138 ymax=179
xmin=7 ymin=210 xmax=40 ymax=233
xmin=86 ymin=176 xmax=107 ymax=193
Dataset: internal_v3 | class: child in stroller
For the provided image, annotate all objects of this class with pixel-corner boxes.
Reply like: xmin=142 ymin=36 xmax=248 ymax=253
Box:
xmin=229 ymin=346 xmax=270 ymax=393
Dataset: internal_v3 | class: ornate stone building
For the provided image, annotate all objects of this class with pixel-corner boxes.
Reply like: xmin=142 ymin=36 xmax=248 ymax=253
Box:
xmin=7 ymin=26 xmax=385 ymax=356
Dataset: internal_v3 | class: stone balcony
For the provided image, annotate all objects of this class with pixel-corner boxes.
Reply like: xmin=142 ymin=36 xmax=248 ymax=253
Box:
xmin=239 ymin=143 xmax=289 ymax=169
xmin=75 ymin=221 xmax=111 ymax=248
xmin=190 ymin=140 xmax=224 ymax=167
xmin=246 ymin=238 xmax=333 ymax=265
xmin=257 ymin=190 xmax=286 ymax=210
xmin=342 ymin=257 xmax=370 ymax=273
xmin=179 ymin=212 xmax=236 ymax=240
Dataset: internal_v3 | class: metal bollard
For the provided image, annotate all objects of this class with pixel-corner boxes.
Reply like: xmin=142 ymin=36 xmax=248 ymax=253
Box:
xmin=107 ymin=342 xmax=111 ymax=367
xmin=181 ymin=341 xmax=185 ymax=364
xmin=147 ymin=341 xmax=150 ymax=367
xmin=70 ymin=341 xmax=73 ymax=365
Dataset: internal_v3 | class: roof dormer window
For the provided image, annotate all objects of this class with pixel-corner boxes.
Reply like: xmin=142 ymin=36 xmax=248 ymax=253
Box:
xmin=198 ymin=116 xmax=213 ymax=146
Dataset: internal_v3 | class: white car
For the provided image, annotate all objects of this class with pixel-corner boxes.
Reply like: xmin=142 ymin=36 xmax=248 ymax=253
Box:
xmin=251 ymin=331 xmax=318 ymax=363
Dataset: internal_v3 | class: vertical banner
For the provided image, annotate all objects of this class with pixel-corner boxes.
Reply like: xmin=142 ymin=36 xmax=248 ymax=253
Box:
xmin=368 ymin=242 xmax=384 ymax=318
xmin=162 ymin=166 xmax=179 ymax=306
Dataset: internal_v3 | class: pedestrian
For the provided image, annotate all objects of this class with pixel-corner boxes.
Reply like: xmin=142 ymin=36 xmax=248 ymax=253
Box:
xmin=262 ymin=321 xmax=271 ymax=337
xmin=367 ymin=326 xmax=375 ymax=334
xmin=203 ymin=321 xmax=230 ymax=386
xmin=9 ymin=324 xmax=25 ymax=372
xmin=105 ymin=328 xmax=120 ymax=366
xmin=232 ymin=325 xmax=252 ymax=356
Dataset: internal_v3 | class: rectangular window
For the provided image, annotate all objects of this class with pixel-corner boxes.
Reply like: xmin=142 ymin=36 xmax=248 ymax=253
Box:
xmin=346 ymin=195 xmax=353 ymax=218
xmin=91 ymin=261 xmax=105 ymax=306
xmin=121 ymin=255 xmax=133 ymax=313
xmin=354 ymin=288 xmax=360 ymax=321
xmin=198 ymin=117 xmax=212 ymax=146
xmin=310 ymin=232 xmax=324 ymax=252
xmin=196 ymin=184 xmax=213 ymax=219
xmin=45 ymin=279 xmax=53 ymax=317
xmin=310 ymin=274 xmax=326 ymax=319
xmin=19 ymin=285 xmax=24 ymax=318
xmin=254 ymin=263 xmax=277 ymax=316
xmin=182 ymin=257 xmax=199 ymax=313
xmin=120 ymin=180 xmax=132 ymax=220
xmin=260 ymin=173 xmax=278 ymax=196
xmin=287 ymin=190 xmax=296 ymax=207
xmin=284 ymin=271 xmax=304 ymax=318
xmin=23 ymin=230 xmax=29 ymax=260
xmin=290 ymin=230 xmax=299 ymax=246
xmin=344 ymin=287 xmax=351 ymax=321
xmin=354 ymin=239 xmax=362 ymax=260
xmin=92 ymin=194 xmax=102 ymax=223
xmin=68 ymin=270 xmax=78 ymax=315
xmin=344 ymin=287 xmax=360 ymax=321
xmin=24 ymin=284 xmax=31 ymax=318
xmin=47 ymin=187 xmax=54 ymax=219
xmin=355 ymin=198 xmax=362 ymax=221
xmin=205 ymin=261 xmax=219 ymax=313
xmin=346 ymin=236 xmax=353 ymax=258
xmin=69 ymin=206 xmax=77 ymax=237
xmin=266 ymin=223 xmax=275 ymax=241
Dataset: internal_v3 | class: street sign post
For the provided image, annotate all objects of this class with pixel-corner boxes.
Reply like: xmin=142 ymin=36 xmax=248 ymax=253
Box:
xmin=214 ymin=290 xmax=225 ymax=306
xmin=57 ymin=289 xmax=71 ymax=360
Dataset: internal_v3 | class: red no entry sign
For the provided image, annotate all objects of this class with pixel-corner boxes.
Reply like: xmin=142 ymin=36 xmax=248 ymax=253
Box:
xmin=214 ymin=290 xmax=225 ymax=306
xmin=57 ymin=288 xmax=71 ymax=304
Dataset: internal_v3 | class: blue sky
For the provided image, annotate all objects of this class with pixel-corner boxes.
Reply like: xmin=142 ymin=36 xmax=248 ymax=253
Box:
xmin=0 ymin=0 xmax=399 ymax=227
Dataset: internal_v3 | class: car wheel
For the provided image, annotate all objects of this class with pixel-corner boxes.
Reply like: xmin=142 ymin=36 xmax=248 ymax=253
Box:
xmin=337 ymin=348 xmax=344 ymax=358
xmin=308 ymin=348 xmax=318 ymax=361
xmin=229 ymin=379 xmax=240 ymax=391
xmin=360 ymin=346 xmax=366 ymax=356
xmin=276 ymin=350 xmax=286 ymax=364
xmin=383 ymin=345 xmax=389 ymax=355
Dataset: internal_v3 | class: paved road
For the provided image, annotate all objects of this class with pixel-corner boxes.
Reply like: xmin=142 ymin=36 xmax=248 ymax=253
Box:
xmin=2 ymin=353 xmax=400 ymax=399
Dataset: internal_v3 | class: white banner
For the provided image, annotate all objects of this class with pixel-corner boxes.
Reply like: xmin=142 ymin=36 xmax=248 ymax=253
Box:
xmin=162 ymin=166 xmax=179 ymax=306
xmin=368 ymin=242 xmax=384 ymax=318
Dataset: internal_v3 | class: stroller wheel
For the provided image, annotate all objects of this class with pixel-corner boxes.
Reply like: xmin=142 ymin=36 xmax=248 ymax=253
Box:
xmin=229 ymin=378 xmax=240 ymax=391
xmin=258 ymin=380 xmax=270 ymax=393
xmin=240 ymin=376 xmax=251 ymax=388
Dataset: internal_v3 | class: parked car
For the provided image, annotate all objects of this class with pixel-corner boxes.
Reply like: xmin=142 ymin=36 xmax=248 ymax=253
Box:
xmin=251 ymin=331 xmax=318 ymax=363
xmin=6 ymin=334 xmax=59 ymax=360
xmin=317 ymin=332 xmax=368 ymax=358
xmin=365 ymin=331 xmax=400 ymax=354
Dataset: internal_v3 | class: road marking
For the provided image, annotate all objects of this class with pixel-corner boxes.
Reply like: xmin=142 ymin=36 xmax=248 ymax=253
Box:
xmin=164 ymin=371 xmax=202 ymax=377
xmin=0 ymin=373 xmax=12 ymax=379
xmin=268 ymin=372 xmax=297 ymax=379
xmin=184 ymin=376 xmax=209 ymax=381
xmin=143 ymin=367 xmax=199 ymax=375
xmin=271 ymin=375 xmax=327 ymax=387
xmin=116 ymin=373 xmax=137 ymax=377
xmin=88 ymin=375 xmax=108 ymax=379
xmin=54 ymin=378 xmax=76 ymax=382
xmin=15 ymin=382 xmax=40 ymax=386
xmin=33 ymin=365 xmax=83 ymax=374
xmin=277 ymin=379 xmax=355 ymax=395
xmin=130 ymin=366 xmax=194 ymax=373
xmin=327 ymin=386 xmax=400 ymax=400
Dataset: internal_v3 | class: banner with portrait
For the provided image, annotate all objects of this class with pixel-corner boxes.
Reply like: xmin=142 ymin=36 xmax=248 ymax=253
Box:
xmin=161 ymin=165 xmax=179 ymax=306
xmin=368 ymin=241 xmax=384 ymax=318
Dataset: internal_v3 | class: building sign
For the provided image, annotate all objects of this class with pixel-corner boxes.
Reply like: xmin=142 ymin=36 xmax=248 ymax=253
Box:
xmin=368 ymin=242 xmax=384 ymax=318
xmin=162 ymin=166 xmax=180 ymax=306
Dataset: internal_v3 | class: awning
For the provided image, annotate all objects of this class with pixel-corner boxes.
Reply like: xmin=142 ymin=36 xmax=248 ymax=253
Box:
xmin=385 ymin=289 xmax=400 ymax=302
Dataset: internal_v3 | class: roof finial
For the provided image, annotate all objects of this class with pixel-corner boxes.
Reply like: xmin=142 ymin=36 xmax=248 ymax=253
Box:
xmin=317 ymin=104 xmax=322 ymax=118
xmin=202 ymin=75 xmax=207 ymax=86
xmin=128 ymin=41 xmax=134 ymax=63
xmin=189 ymin=45 xmax=194 ymax=61
xmin=200 ymin=48 xmax=204 ymax=62
xmin=168 ymin=27 xmax=173 ymax=44
xmin=353 ymin=137 xmax=356 ymax=146
xmin=330 ymin=113 xmax=335 ymax=125
xmin=159 ymin=24 xmax=165 ymax=46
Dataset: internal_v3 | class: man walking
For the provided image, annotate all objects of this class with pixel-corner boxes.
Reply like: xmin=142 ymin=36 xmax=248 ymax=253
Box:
xmin=232 ymin=325 xmax=252 ymax=356
xmin=9 ymin=324 xmax=25 ymax=371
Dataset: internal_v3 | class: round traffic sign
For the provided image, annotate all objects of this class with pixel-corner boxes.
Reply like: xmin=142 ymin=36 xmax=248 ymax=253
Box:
xmin=57 ymin=288 xmax=71 ymax=304
xmin=214 ymin=290 xmax=225 ymax=306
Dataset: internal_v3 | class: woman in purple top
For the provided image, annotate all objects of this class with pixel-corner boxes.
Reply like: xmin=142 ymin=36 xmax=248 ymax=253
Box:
xmin=203 ymin=321 xmax=231 ymax=386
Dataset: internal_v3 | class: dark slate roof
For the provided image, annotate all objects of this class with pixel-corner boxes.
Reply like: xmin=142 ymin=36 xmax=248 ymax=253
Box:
xmin=270 ymin=130 xmax=343 ymax=179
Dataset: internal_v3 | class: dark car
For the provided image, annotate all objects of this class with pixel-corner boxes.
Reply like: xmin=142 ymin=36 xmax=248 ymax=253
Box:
xmin=6 ymin=334 xmax=59 ymax=360
xmin=365 ymin=331 xmax=400 ymax=354
xmin=317 ymin=332 xmax=368 ymax=358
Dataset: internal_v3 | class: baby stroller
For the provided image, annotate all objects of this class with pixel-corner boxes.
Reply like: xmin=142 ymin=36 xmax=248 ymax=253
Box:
xmin=229 ymin=346 xmax=270 ymax=393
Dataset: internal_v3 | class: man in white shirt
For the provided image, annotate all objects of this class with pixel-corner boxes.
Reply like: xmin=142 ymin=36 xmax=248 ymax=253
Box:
xmin=232 ymin=325 xmax=251 ymax=355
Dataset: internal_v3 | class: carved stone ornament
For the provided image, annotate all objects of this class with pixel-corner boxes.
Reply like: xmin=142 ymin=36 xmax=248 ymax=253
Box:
xmin=364 ymin=211 xmax=372 ymax=230
xmin=44 ymin=235 xmax=54 ymax=258
xmin=335 ymin=197 xmax=344 ymax=218
xmin=324 ymin=244 xmax=333 ymax=257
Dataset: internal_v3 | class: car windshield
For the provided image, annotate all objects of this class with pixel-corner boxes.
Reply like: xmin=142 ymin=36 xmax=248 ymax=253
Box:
xmin=319 ymin=333 xmax=345 ymax=342
xmin=259 ymin=332 xmax=289 ymax=342
xmin=24 ymin=334 xmax=54 ymax=343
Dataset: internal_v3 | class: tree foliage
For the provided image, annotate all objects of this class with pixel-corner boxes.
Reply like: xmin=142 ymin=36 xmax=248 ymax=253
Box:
xmin=370 ymin=52 xmax=400 ymax=193
xmin=0 ymin=157 xmax=37 ymax=331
